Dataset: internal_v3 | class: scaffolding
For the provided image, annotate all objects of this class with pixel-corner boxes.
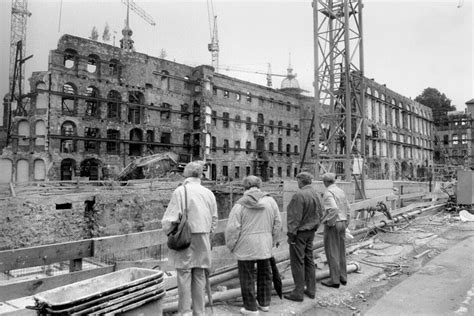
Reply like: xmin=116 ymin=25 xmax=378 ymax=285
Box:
xmin=312 ymin=0 xmax=365 ymax=181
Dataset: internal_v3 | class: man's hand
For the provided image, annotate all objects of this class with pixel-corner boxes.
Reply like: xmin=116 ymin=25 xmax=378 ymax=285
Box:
xmin=287 ymin=232 xmax=296 ymax=244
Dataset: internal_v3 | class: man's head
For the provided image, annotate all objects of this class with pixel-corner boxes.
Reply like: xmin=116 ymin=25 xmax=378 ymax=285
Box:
xmin=183 ymin=161 xmax=204 ymax=178
xmin=296 ymin=172 xmax=313 ymax=188
xmin=322 ymin=172 xmax=336 ymax=187
xmin=242 ymin=175 xmax=262 ymax=190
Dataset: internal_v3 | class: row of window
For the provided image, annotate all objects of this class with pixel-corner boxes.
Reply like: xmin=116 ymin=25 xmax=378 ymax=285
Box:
xmin=216 ymin=165 xmax=298 ymax=180
xmin=212 ymin=111 xmax=299 ymax=134
xmin=365 ymin=88 xmax=431 ymax=120
xmin=210 ymin=137 xmax=299 ymax=155
xmin=213 ymin=86 xmax=296 ymax=111
xmin=367 ymin=99 xmax=432 ymax=136
xmin=436 ymin=134 xmax=469 ymax=146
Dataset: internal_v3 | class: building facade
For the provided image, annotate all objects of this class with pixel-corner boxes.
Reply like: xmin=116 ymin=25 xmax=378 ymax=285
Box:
xmin=0 ymin=34 xmax=313 ymax=183
xmin=0 ymin=34 xmax=435 ymax=184
xmin=433 ymin=99 xmax=474 ymax=172
xmin=362 ymin=78 xmax=434 ymax=180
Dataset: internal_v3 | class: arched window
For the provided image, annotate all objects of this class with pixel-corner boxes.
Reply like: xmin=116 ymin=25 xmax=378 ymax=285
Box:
xmin=85 ymin=86 xmax=100 ymax=117
xmin=87 ymin=54 xmax=100 ymax=73
xmin=294 ymin=145 xmax=299 ymax=154
xmin=107 ymin=90 xmax=121 ymax=120
xmin=257 ymin=113 xmax=264 ymax=132
xmin=64 ymin=49 xmax=77 ymax=69
xmin=61 ymin=121 xmax=76 ymax=153
xmin=0 ymin=159 xmax=13 ymax=183
xmin=16 ymin=159 xmax=29 ymax=183
xmin=18 ymin=120 xmax=30 ymax=146
xmin=35 ymin=82 xmax=48 ymax=109
xmin=60 ymin=158 xmax=76 ymax=180
xmin=128 ymin=91 xmax=144 ymax=124
xmin=35 ymin=120 xmax=46 ymax=146
xmin=34 ymin=159 xmax=46 ymax=180
xmin=62 ymin=83 xmax=77 ymax=115
xmin=129 ymin=128 xmax=143 ymax=156
xmin=109 ymin=59 xmax=119 ymax=76
xmin=161 ymin=70 xmax=170 ymax=91
xmin=106 ymin=129 xmax=120 ymax=154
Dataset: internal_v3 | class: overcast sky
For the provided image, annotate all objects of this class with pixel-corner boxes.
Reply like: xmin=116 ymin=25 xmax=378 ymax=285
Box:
xmin=0 ymin=0 xmax=472 ymax=122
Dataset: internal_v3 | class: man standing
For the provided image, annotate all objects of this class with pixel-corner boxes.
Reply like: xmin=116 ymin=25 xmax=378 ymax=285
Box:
xmin=285 ymin=172 xmax=323 ymax=302
xmin=321 ymin=172 xmax=351 ymax=288
xmin=226 ymin=176 xmax=281 ymax=315
xmin=162 ymin=162 xmax=218 ymax=316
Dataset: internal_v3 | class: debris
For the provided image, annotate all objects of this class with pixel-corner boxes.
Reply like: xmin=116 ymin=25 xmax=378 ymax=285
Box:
xmin=459 ymin=210 xmax=474 ymax=222
xmin=413 ymin=249 xmax=432 ymax=259
xmin=374 ymin=273 xmax=387 ymax=282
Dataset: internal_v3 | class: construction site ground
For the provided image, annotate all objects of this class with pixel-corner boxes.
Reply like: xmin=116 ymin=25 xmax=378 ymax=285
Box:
xmin=206 ymin=208 xmax=474 ymax=316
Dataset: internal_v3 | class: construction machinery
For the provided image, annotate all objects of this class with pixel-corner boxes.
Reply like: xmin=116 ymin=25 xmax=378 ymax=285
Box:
xmin=221 ymin=63 xmax=287 ymax=88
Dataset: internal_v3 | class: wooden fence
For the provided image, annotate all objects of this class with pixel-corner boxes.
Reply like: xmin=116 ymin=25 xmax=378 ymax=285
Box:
xmin=0 ymin=190 xmax=439 ymax=301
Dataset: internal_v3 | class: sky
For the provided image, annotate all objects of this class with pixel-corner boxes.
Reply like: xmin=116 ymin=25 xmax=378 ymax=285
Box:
xmin=0 ymin=0 xmax=472 ymax=125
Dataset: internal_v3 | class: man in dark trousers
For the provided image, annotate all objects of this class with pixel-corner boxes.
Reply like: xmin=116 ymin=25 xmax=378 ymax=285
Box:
xmin=285 ymin=172 xmax=323 ymax=302
xmin=321 ymin=172 xmax=351 ymax=288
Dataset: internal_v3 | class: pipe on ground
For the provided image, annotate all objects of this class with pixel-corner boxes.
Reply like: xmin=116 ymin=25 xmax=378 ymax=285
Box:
xmin=162 ymin=262 xmax=360 ymax=313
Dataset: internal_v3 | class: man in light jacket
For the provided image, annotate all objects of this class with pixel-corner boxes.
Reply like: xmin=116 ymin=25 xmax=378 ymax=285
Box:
xmin=162 ymin=162 xmax=218 ymax=316
xmin=226 ymin=176 xmax=282 ymax=315
xmin=321 ymin=172 xmax=351 ymax=288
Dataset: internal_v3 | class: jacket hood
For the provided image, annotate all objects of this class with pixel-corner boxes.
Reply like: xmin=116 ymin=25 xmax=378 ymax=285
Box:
xmin=236 ymin=190 xmax=269 ymax=211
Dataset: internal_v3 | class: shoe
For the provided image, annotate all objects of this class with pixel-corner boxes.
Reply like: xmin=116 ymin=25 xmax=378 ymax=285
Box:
xmin=321 ymin=280 xmax=340 ymax=288
xmin=304 ymin=289 xmax=315 ymax=299
xmin=284 ymin=293 xmax=304 ymax=302
xmin=257 ymin=303 xmax=269 ymax=312
xmin=340 ymin=279 xmax=347 ymax=286
xmin=240 ymin=307 xmax=259 ymax=315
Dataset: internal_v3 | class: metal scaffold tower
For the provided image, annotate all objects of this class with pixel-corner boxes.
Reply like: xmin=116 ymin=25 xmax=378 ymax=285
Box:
xmin=312 ymin=0 xmax=365 ymax=181
xmin=9 ymin=0 xmax=30 ymax=98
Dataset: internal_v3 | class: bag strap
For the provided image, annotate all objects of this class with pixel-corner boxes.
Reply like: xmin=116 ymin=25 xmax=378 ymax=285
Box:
xmin=183 ymin=184 xmax=188 ymax=216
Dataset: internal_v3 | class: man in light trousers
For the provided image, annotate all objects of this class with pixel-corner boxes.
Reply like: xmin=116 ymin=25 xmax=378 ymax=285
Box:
xmin=321 ymin=172 xmax=351 ymax=288
xmin=162 ymin=162 xmax=218 ymax=316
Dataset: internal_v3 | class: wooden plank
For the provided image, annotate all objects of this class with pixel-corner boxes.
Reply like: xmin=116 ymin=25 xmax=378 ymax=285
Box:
xmin=0 ymin=266 xmax=114 ymax=301
xmin=95 ymin=218 xmax=232 ymax=255
xmin=399 ymin=192 xmax=426 ymax=200
xmin=350 ymin=194 xmax=397 ymax=211
xmin=0 ymin=240 xmax=93 ymax=273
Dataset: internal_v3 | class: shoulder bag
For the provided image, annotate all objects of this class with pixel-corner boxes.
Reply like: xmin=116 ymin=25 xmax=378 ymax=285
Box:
xmin=167 ymin=185 xmax=192 ymax=250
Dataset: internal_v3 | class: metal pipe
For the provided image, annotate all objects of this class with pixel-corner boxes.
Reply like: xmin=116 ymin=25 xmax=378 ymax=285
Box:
xmin=162 ymin=263 xmax=361 ymax=313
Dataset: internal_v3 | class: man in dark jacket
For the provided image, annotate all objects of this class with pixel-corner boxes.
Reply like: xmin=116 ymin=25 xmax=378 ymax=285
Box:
xmin=285 ymin=172 xmax=324 ymax=301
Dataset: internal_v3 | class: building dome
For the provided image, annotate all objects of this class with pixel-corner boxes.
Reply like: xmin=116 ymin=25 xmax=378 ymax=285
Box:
xmin=280 ymin=65 xmax=300 ymax=89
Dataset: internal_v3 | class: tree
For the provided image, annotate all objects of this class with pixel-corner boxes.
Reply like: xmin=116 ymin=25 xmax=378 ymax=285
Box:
xmin=159 ymin=49 xmax=167 ymax=59
xmin=89 ymin=26 xmax=99 ymax=41
xmin=102 ymin=23 xmax=111 ymax=42
xmin=415 ymin=87 xmax=455 ymax=126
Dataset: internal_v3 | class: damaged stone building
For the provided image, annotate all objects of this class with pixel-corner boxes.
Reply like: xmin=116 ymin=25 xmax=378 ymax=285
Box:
xmin=0 ymin=33 xmax=435 ymax=183
xmin=433 ymin=99 xmax=474 ymax=170
xmin=0 ymin=34 xmax=314 ymax=182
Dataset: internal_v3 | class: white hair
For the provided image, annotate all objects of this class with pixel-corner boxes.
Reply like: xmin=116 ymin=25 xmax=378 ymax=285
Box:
xmin=183 ymin=161 xmax=204 ymax=178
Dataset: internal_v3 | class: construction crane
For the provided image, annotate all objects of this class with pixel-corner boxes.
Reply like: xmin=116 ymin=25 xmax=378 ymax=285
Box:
xmin=304 ymin=0 xmax=365 ymax=186
xmin=120 ymin=0 xmax=156 ymax=26
xmin=119 ymin=0 xmax=156 ymax=51
xmin=207 ymin=0 xmax=219 ymax=71
xmin=7 ymin=0 xmax=33 ymax=146
xmin=221 ymin=63 xmax=287 ymax=87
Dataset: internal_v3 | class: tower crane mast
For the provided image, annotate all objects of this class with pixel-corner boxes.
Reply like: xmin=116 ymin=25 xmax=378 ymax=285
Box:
xmin=207 ymin=0 xmax=219 ymax=72
xmin=309 ymin=0 xmax=365 ymax=183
